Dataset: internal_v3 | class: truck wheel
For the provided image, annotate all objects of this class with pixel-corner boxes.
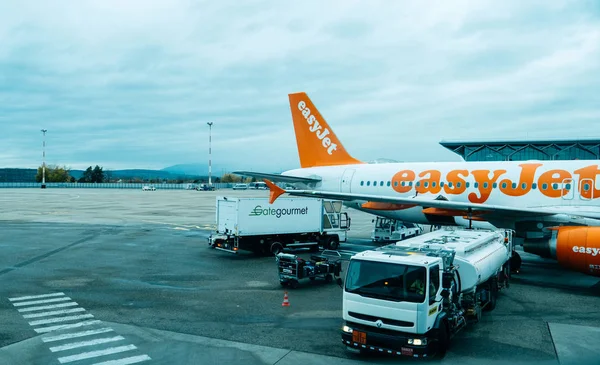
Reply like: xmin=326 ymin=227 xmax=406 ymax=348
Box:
xmin=327 ymin=236 xmax=339 ymax=250
xmin=434 ymin=321 xmax=449 ymax=359
xmin=270 ymin=242 xmax=284 ymax=256
xmin=325 ymin=274 xmax=333 ymax=283
xmin=289 ymin=279 xmax=299 ymax=289
xmin=487 ymin=290 xmax=498 ymax=311
xmin=510 ymin=251 xmax=522 ymax=274
xmin=485 ymin=278 xmax=498 ymax=311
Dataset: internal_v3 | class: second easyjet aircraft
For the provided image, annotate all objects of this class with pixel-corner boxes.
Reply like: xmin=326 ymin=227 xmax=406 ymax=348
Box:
xmin=235 ymin=92 xmax=600 ymax=277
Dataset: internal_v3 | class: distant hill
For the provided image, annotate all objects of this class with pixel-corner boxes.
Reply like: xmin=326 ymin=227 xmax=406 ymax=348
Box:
xmin=0 ymin=163 xmax=296 ymax=183
xmin=162 ymin=163 xmax=218 ymax=176
xmin=70 ymin=169 xmax=202 ymax=180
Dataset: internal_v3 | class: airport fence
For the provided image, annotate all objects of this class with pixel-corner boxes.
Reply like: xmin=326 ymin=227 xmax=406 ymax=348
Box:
xmin=0 ymin=182 xmax=235 ymax=189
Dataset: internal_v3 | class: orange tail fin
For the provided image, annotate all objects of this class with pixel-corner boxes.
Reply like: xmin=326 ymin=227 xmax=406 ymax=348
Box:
xmin=289 ymin=92 xmax=362 ymax=168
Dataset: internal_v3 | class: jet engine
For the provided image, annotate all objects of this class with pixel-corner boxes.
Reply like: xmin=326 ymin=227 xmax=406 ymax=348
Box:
xmin=523 ymin=226 xmax=600 ymax=276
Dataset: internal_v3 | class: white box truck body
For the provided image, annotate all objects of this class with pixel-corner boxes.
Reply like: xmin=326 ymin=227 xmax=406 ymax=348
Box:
xmin=209 ymin=196 xmax=350 ymax=255
xmin=340 ymin=227 xmax=513 ymax=359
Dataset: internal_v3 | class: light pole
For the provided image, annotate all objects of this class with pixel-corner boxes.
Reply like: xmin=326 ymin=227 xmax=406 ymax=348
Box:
xmin=207 ymin=122 xmax=213 ymax=186
xmin=41 ymin=129 xmax=47 ymax=189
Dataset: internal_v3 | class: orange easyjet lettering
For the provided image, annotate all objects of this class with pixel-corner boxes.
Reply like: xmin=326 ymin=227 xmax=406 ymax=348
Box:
xmin=416 ymin=170 xmax=442 ymax=194
xmin=499 ymin=163 xmax=543 ymax=197
xmin=385 ymin=164 xmax=600 ymax=202
xmin=444 ymin=170 xmax=468 ymax=195
xmin=392 ymin=170 xmax=415 ymax=193
xmin=538 ymin=169 xmax=572 ymax=198
xmin=468 ymin=169 xmax=507 ymax=203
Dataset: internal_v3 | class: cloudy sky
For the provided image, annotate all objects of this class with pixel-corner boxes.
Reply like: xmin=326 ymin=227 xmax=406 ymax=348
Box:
xmin=1 ymin=0 xmax=599 ymax=173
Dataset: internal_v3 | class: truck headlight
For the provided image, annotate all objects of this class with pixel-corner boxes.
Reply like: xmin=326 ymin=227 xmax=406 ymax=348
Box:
xmin=342 ymin=325 xmax=353 ymax=333
xmin=408 ymin=338 xmax=427 ymax=346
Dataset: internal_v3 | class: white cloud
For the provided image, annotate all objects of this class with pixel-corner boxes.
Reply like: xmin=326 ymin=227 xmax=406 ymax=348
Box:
xmin=0 ymin=0 xmax=599 ymax=172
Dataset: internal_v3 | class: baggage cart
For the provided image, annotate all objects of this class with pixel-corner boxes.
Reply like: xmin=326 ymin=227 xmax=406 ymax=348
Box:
xmin=276 ymin=250 xmax=342 ymax=288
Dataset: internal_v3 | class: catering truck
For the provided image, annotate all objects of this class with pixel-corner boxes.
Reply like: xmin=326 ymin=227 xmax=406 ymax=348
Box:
xmin=340 ymin=227 xmax=513 ymax=359
xmin=208 ymin=196 xmax=350 ymax=255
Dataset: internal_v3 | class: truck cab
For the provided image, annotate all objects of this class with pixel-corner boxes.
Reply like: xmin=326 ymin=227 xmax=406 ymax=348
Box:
xmin=371 ymin=217 xmax=422 ymax=243
xmin=341 ymin=228 xmax=513 ymax=359
xmin=341 ymin=250 xmax=444 ymax=358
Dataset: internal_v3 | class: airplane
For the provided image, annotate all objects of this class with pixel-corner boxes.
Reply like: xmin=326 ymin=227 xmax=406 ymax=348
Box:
xmin=234 ymin=92 xmax=600 ymax=277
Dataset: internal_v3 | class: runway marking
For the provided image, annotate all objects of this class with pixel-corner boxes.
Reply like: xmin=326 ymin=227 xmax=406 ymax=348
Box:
xmin=9 ymin=292 xmax=66 ymax=301
xmin=28 ymin=313 xmax=95 ymax=326
xmin=173 ymin=227 xmax=190 ymax=231
xmin=57 ymin=344 xmax=137 ymax=363
xmin=12 ymin=297 xmax=71 ymax=306
xmin=49 ymin=335 xmax=125 ymax=352
xmin=0 ymin=234 xmax=97 ymax=276
xmin=35 ymin=320 xmax=102 ymax=333
xmin=8 ymin=292 xmax=152 ymax=364
xmin=18 ymin=302 xmax=79 ymax=312
xmin=91 ymin=354 xmax=152 ymax=365
xmin=23 ymin=307 xmax=86 ymax=318
xmin=42 ymin=328 xmax=115 ymax=343
xmin=141 ymin=219 xmax=197 ymax=228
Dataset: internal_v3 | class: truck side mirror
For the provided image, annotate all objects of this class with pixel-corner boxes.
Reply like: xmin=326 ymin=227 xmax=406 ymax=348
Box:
xmin=442 ymin=273 xmax=454 ymax=287
xmin=336 ymin=278 xmax=343 ymax=288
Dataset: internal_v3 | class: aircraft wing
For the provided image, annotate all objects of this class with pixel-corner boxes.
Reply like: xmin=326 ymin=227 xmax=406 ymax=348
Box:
xmin=233 ymin=171 xmax=321 ymax=184
xmin=275 ymin=188 xmax=567 ymax=219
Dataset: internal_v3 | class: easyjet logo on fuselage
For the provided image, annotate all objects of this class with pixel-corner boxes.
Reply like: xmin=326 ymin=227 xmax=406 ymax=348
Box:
xmin=297 ymin=100 xmax=338 ymax=155
xmin=388 ymin=163 xmax=600 ymax=204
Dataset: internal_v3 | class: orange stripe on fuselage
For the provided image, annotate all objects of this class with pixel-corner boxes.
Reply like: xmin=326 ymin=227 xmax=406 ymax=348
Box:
xmin=389 ymin=163 xmax=600 ymax=204
xmin=361 ymin=202 xmax=417 ymax=210
xmin=423 ymin=208 xmax=488 ymax=216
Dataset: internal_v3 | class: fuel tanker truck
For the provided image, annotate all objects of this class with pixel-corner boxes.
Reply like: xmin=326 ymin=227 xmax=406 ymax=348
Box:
xmin=339 ymin=227 xmax=513 ymax=359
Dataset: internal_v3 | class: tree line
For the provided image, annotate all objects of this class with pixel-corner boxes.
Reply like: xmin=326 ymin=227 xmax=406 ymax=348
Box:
xmin=34 ymin=166 xmax=252 ymax=184
xmin=35 ymin=165 xmax=105 ymax=183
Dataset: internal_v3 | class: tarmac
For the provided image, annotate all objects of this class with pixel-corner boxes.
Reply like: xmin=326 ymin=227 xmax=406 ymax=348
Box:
xmin=0 ymin=188 xmax=599 ymax=365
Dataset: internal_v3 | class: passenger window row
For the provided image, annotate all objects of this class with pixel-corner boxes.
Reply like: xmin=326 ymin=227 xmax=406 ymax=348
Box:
xmin=358 ymin=180 xmax=583 ymax=191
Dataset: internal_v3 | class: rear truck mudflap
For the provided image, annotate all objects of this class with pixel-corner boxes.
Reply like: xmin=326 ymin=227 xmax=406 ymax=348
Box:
xmin=341 ymin=325 xmax=436 ymax=358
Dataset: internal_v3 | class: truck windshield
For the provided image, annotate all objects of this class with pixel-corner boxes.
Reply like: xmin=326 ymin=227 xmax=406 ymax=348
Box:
xmin=345 ymin=260 xmax=426 ymax=303
xmin=375 ymin=218 xmax=392 ymax=229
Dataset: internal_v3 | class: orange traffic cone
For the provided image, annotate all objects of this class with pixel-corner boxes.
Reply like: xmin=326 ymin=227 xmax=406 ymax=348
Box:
xmin=282 ymin=292 xmax=290 ymax=307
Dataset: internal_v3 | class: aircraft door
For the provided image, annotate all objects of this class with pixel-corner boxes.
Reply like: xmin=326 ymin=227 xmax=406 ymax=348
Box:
xmin=579 ymin=178 xmax=595 ymax=201
xmin=340 ymin=169 xmax=356 ymax=193
xmin=561 ymin=178 xmax=574 ymax=203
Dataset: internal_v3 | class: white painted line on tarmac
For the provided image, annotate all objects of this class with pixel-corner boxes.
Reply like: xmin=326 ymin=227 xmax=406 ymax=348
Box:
xmin=42 ymin=328 xmax=115 ymax=343
xmin=23 ymin=307 xmax=86 ymax=319
xmin=173 ymin=227 xmax=190 ymax=231
xmin=29 ymin=313 xmax=94 ymax=326
xmin=90 ymin=355 xmax=152 ymax=365
xmin=34 ymin=320 xmax=102 ymax=333
xmin=18 ymin=302 xmax=79 ymax=312
xmin=12 ymin=297 xmax=72 ymax=307
xmin=140 ymin=219 xmax=196 ymax=228
xmin=57 ymin=344 xmax=137 ymax=363
xmin=9 ymin=292 xmax=66 ymax=301
xmin=49 ymin=336 xmax=125 ymax=352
